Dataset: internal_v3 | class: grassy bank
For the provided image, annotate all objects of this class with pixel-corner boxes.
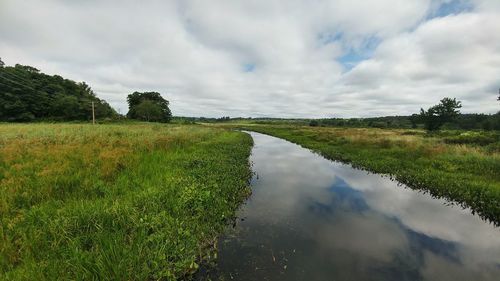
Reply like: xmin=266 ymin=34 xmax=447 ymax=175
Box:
xmin=234 ymin=124 xmax=500 ymax=225
xmin=0 ymin=123 xmax=253 ymax=280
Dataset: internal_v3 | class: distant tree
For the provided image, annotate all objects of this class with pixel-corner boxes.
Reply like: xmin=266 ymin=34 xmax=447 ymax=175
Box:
xmin=216 ymin=116 xmax=230 ymax=122
xmin=418 ymin=97 xmax=462 ymax=131
xmin=0 ymin=62 xmax=116 ymax=121
xmin=0 ymin=57 xmax=4 ymax=68
xmin=309 ymin=120 xmax=319 ymax=127
xmin=78 ymin=82 xmax=95 ymax=97
xmin=135 ymin=100 xmax=164 ymax=122
xmin=14 ymin=64 xmax=39 ymax=73
xmin=482 ymin=119 xmax=493 ymax=131
xmin=54 ymin=95 xmax=80 ymax=119
xmin=127 ymin=91 xmax=171 ymax=122
xmin=3 ymin=99 xmax=29 ymax=121
xmin=410 ymin=114 xmax=419 ymax=128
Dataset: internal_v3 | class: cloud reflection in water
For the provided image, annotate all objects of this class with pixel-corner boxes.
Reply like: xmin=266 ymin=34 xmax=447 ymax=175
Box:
xmin=209 ymin=132 xmax=500 ymax=281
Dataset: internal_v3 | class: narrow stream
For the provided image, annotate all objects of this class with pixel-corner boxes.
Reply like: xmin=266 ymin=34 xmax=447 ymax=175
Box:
xmin=203 ymin=132 xmax=500 ymax=280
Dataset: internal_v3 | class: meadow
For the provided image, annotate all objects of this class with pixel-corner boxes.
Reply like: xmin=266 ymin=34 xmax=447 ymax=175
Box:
xmin=0 ymin=123 xmax=253 ymax=280
xmin=232 ymin=124 xmax=500 ymax=225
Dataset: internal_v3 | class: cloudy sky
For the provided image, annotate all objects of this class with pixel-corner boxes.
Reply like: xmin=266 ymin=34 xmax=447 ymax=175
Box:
xmin=1 ymin=0 xmax=499 ymax=117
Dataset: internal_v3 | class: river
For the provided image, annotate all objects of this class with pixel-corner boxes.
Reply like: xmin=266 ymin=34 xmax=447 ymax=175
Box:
xmin=201 ymin=131 xmax=500 ymax=280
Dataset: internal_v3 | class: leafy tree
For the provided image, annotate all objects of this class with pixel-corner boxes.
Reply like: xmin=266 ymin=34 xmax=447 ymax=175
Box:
xmin=54 ymin=95 xmax=80 ymax=119
xmin=127 ymin=92 xmax=171 ymax=122
xmin=135 ymin=100 xmax=164 ymax=122
xmin=418 ymin=97 xmax=462 ymax=131
xmin=14 ymin=64 xmax=39 ymax=73
xmin=0 ymin=57 xmax=4 ymax=68
xmin=0 ymin=60 xmax=117 ymax=121
xmin=410 ymin=114 xmax=419 ymax=128
xmin=216 ymin=116 xmax=230 ymax=122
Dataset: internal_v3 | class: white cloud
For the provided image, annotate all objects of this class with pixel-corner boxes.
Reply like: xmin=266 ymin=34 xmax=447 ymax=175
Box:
xmin=336 ymin=12 xmax=500 ymax=115
xmin=0 ymin=0 xmax=498 ymax=117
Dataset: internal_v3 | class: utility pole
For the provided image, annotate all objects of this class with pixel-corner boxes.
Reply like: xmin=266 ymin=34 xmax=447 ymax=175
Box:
xmin=92 ymin=101 xmax=95 ymax=124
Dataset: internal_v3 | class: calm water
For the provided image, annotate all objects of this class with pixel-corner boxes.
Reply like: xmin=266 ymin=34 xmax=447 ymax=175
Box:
xmin=202 ymin=132 xmax=500 ymax=281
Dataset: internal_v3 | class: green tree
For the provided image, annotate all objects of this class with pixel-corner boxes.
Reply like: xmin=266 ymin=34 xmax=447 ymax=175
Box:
xmin=0 ymin=57 xmax=4 ymax=68
xmin=418 ymin=97 xmax=462 ymax=131
xmin=410 ymin=114 xmax=419 ymax=128
xmin=54 ymin=95 xmax=80 ymax=119
xmin=135 ymin=100 xmax=163 ymax=122
xmin=0 ymin=61 xmax=116 ymax=121
xmin=126 ymin=92 xmax=171 ymax=122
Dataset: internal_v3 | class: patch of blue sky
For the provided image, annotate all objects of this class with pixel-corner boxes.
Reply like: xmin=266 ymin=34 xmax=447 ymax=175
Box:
xmin=338 ymin=51 xmax=369 ymax=71
xmin=242 ymin=63 xmax=255 ymax=73
xmin=337 ymin=36 xmax=381 ymax=71
xmin=427 ymin=0 xmax=474 ymax=19
xmin=317 ymin=31 xmax=343 ymax=45
xmin=316 ymin=31 xmax=381 ymax=71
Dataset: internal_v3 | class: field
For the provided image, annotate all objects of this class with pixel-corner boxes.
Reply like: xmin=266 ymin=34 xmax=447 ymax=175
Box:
xmin=0 ymin=123 xmax=253 ymax=280
xmin=231 ymin=124 xmax=500 ymax=225
xmin=2 ymin=122 xmax=499 ymax=280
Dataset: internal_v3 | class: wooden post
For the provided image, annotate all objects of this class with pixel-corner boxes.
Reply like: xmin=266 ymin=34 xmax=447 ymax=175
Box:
xmin=92 ymin=101 xmax=95 ymax=125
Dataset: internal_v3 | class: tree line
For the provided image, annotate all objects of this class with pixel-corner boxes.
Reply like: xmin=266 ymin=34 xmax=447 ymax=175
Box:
xmin=0 ymin=59 xmax=116 ymax=121
xmin=1 ymin=58 xmax=497 ymax=129
xmin=308 ymin=97 xmax=499 ymax=131
xmin=0 ymin=59 xmax=172 ymax=122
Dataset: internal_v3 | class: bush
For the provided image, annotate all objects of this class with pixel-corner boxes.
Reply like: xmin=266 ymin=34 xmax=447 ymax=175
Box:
xmin=444 ymin=132 xmax=498 ymax=146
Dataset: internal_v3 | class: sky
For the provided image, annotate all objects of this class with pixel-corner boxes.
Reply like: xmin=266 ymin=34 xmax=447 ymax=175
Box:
xmin=0 ymin=0 xmax=499 ymax=118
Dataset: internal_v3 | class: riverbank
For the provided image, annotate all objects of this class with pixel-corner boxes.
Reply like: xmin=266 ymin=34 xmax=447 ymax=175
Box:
xmin=0 ymin=123 xmax=253 ymax=280
xmin=234 ymin=124 xmax=500 ymax=225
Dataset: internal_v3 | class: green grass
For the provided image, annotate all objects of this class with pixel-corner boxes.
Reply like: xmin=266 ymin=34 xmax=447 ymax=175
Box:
xmin=232 ymin=124 xmax=500 ymax=225
xmin=0 ymin=123 xmax=253 ymax=280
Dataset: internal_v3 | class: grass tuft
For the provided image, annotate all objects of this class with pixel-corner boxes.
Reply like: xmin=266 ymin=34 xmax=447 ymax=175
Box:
xmin=0 ymin=123 xmax=253 ymax=280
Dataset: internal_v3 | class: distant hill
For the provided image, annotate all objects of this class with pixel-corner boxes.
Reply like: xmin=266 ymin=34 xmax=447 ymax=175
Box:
xmin=0 ymin=62 xmax=116 ymax=121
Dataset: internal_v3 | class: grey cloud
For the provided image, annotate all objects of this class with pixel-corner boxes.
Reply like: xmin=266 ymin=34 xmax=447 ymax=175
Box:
xmin=0 ymin=0 xmax=498 ymax=117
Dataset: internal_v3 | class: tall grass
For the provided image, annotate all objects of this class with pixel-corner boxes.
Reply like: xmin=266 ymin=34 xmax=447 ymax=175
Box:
xmin=234 ymin=125 xmax=500 ymax=225
xmin=0 ymin=123 xmax=253 ymax=280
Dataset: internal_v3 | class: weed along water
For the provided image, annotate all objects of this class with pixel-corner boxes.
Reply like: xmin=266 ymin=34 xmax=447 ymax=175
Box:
xmin=203 ymin=132 xmax=500 ymax=280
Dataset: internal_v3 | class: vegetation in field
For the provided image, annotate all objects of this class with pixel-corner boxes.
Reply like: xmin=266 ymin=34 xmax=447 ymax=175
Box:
xmin=126 ymin=92 xmax=172 ymax=123
xmin=189 ymin=96 xmax=498 ymax=131
xmin=416 ymin=97 xmax=462 ymax=131
xmin=307 ymin=113 xmax=500 ymax=130
xmin=233 ymin=124 xmax=500 ymax=225
xmin=0 ymin=123 xmax=252 ymax=280
xmin=0 ymin=61 xmax=116 ymax=122
xmin=188 ymin=113 xmax=500 ymax=131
